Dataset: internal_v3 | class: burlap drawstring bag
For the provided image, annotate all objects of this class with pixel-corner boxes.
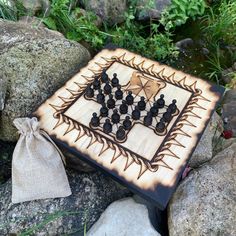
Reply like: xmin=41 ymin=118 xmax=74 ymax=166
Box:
xmin=12 ymin=117 xmax=72 ymax=203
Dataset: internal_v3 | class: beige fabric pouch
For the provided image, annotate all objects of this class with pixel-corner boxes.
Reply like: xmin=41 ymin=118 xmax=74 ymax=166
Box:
xmin=12 ymin=117 xmax=71 ymax=203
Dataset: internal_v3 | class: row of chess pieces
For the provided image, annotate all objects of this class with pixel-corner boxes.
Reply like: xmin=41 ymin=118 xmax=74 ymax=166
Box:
xmin=85 ymin=70 xmax=178 ymax=141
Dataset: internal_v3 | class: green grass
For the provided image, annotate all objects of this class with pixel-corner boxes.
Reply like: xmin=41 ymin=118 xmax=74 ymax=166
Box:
xmin=202 ymin=0 xmax=236 ymax=46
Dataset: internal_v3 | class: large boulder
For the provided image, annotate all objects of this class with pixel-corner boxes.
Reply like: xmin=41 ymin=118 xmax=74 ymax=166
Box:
xmin=189 ymin=112 xmax=223 ymax=168
xmin=168 ymin=143 xmax=236 ymax=236
xmin=0 ymin=20 xmax=90 ymax=142
xmin=136 ymin=0 xmax=171 ymax=21
xmin=80 ymin=0 xmax=128 ymax=26
xmin=87 ymin=197 xmax=160 ymax=236
xmin=0 ymin=170 xmax=131 ymax=235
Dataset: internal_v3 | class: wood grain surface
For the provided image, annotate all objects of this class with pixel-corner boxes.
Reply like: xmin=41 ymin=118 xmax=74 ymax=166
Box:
xmin=34 ymin=48 xmax=224 ymax=209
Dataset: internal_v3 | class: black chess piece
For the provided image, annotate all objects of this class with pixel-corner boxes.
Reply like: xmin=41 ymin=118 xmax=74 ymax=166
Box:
xmin=116 ymin=126 xmax=126 ymax=141
xmin=115 ymin=85 xmax=123 ymax=100
xmin=150 ymin=102 xmax=159 ymax=117
xmin=168 ymin=99 xmax=177 ymax=113
xmin=123 ymin=116 xmax=132 ymax=130
xmin=156 ymin=94 xmax=165 ymax=108
xmin=132 ymin=106 xmax=141 ymax=120
xmin=90 ymin=112 xmax=99 ymax=127
xmin=138 ymin=96 xmax=146 ymax=111
xmin=104 ymin=81 xmax=112 ymax=95
xmin=162 ymin=107 xmax=172 ymax=122
xmin=111 ymin=109 xmax=120 ymax=124
xmin=156 ymin=118 xmax=165 ymax=133
xmin=93 ymin=76 xmax=100 ymax=90
xmin=111 ymin=73 xmax=119 ymax=87
xmin=101 ymin=69 xmax=109 ymax=83
xmin=144 ymin=112 xmax=153 ymax=126
xmin=107 ymin=94 xmax=116 ymax=109
xmin=97 ymin=89 xmax=105 ymax=104
xmin=100 ymin=103 xmax=108 ymax=117
xmin=119 ymin=100 xmax=128 ymax=114
xmin=85 ymin=85 xmax=94 ymax=98
xmin=125 ymin=91 xmax=134 ymax=105
xmin=103 ymin=118 xmax=112 ymax=134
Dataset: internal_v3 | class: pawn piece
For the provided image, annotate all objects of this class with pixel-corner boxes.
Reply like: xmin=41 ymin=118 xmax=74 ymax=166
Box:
xmin=115 ymin=85 xmax=123 ymax=100
xmin=132 ymin=106 xmax=141 ymax=120
xmin=104 ymin=81 xmax=112 ymax=95
xmin=85 ymin=85 xmax=94 ymax=98
xmin=101 ymin=69 xmax=109 ymax=83
xmin=100 ymin=103 xmax=108 ymax=117
xmin=156 ymin=94 xmax=165 ymax=108
xmin=150 ymin=102 xmax=159 ymax=117
xmin=97 ymin=89 xmax=105 ymax=104
xmin=144 ymin=112 xmax=153 ymax=126
xmin=107 ymin=94 xmax=116 ymax=109
xmin=93 ymin=76 xmax=100 ymax=90
xmin=90 ymin=112 xmax=99 ymax=127
xmin=138 ymin=96 xmax=146 ymax=111
xmin=123 ymin=116 xmax=132 ymax=130
xmin=119 ymin=100 xmax=128 ymax=114
xmin=125 ymin=91 xmax=134 ymax=105
xmin=103 ymin=118 xmax=112 ymax=134
xmin=116 ymin=126 xmax=126 ymax=141
xmin=156 ymin=118 xmax=165 ymax=133
xmin=162 ymin=107 xmax=172 ymax=122
xmin=111 ymin=109 xmax=120 ymax=124
xmin=168 ymin=99 xmax=177 ymax=114
xmin=111 ymin=73 xmax=119 ymax=87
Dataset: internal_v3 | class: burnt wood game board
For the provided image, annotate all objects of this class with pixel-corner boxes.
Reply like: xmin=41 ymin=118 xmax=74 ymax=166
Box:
xmin=34 ymin=48 xmax=224 ymax=209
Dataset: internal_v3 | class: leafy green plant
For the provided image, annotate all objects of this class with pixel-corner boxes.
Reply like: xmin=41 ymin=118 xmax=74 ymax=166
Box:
xmin=160 ymin=0 xmax=206 ymax=30
xmin=202 ymin=0 xmax=236 ymax=46
xmin=205 ymin=44 xmax=223 ymax=84
xmin=111 ymin=5 xmax=178 ymax=61
xmin=0 ymin=0 xmax=16 ymax=20
xmin=42 ymin=0 xmax=110 ymax=48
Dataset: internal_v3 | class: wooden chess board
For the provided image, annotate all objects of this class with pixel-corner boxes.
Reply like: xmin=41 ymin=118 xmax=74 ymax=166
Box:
xmin=34 ymin=48 xmax=224 ymax=209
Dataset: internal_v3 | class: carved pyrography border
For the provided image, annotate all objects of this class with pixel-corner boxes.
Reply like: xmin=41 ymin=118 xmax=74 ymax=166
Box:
xmin=49 ymin=51 xmax=210 ymax=179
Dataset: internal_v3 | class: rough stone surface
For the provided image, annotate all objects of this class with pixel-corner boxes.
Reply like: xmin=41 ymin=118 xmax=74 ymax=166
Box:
xmin=81 ymin=0 xmax=127 ymax=26
xmin=87 ymin=197 xmax=160 ymax=236
xmin=0 ymin=20 xmax=90 ymax=142
xmin=189 ymin=112 xmax=223 ymax=168
xmin=168 ymin=143 xmax=236 ymax=236
xmin=222 ymin=62 xmax=236 ymax=89
xmin=21 ymin=0 xmax=51 ymax=16
xmin=222 ymin=89 xmax=236 ymax=137
xmin=0 ymin=170 xmax=131 ymax=235
xmin=136 ymin=0 xmax=171 ymax=21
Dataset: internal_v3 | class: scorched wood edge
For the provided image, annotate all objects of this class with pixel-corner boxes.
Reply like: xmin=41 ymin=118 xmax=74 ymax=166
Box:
xmin=34 ymin=48 xmax=224 ymax=210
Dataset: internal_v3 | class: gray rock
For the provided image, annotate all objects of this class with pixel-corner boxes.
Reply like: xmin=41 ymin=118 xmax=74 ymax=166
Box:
xmin=0 ymin=20 xmax=90 ymax=142
xmin=189 ymin=112 xmax=223 ymax=168
xmin=20 ymin=0 xmax=51 ymax=16
xmin=87 ymin=197 xmax=160 ymax=236
xmin=0 ymin=170 xmax=131 ymax=235
xmin=168 ymin=143 xmax=236 ymax=236
xmin=175 ymin=38 xmax=194 ymax=50
xmin=136 ymin=0 xmax=171 ymax=21
xmin=81 ymin=0 xmax=128 ymax=26
xmin=222 ymin=89 xmax=236 ymax=137
xmin=221 ymin=62 xmax=236 ymax=88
